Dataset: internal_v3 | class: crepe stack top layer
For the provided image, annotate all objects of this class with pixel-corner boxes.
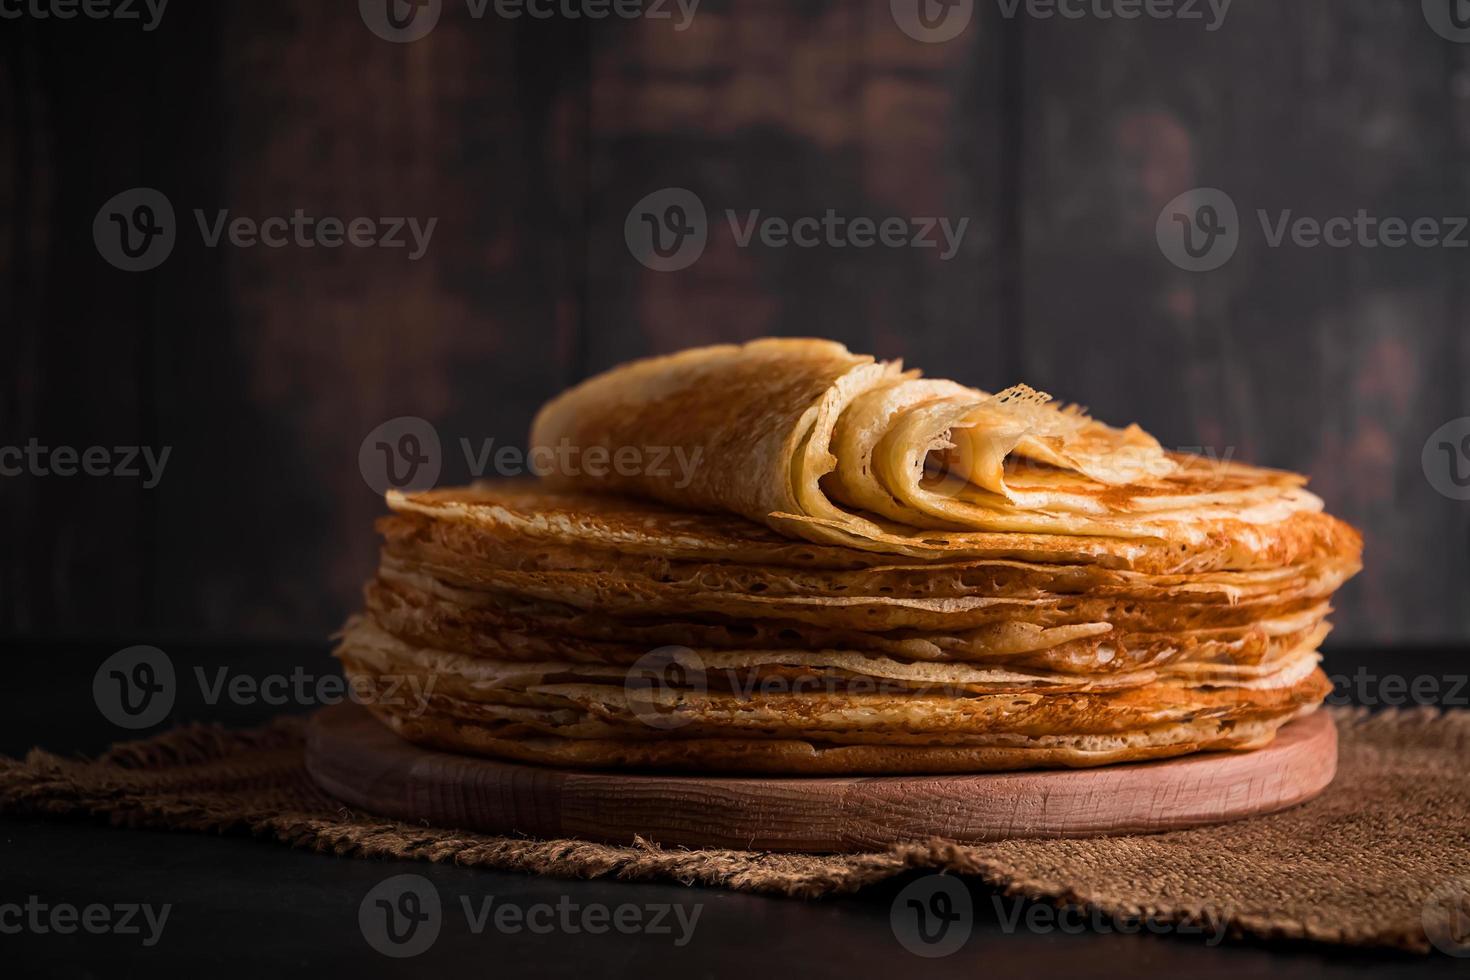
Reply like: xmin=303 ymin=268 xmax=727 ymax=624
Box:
xmin=336 ymin=338 xmax=1362 ymax=774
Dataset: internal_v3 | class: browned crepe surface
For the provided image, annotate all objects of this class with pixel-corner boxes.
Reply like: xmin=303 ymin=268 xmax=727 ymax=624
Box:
xmin=338 ymin=340 xmax=1360 ymax=774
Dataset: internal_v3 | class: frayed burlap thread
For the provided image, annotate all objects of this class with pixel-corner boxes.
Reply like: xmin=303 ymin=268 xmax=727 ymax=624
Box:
xmin=2 ymin=707 xmax=1466 ymax=953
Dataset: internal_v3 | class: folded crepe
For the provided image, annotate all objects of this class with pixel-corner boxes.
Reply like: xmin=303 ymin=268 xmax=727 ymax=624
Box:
xmin=528 ymin=338 xmax=1337 ymax=569
xmin=337 ymin=339 xmax=1360 ymax=774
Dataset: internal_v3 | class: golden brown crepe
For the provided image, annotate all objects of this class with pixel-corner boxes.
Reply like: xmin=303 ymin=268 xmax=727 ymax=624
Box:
xmin=364 ymin=565 xmax=1333 ymax=674
xmin=337 ymin=616 xmax=1331 ymax=774
xmin=336 ymin=339 xmax=1360 ymax=774
xmin=528 ymin=339 xmax=1334 ymax=564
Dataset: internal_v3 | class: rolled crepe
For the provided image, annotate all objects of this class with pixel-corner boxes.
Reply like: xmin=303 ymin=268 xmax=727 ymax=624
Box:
xmin=529 ymin=339 xmax=1340 ymax=564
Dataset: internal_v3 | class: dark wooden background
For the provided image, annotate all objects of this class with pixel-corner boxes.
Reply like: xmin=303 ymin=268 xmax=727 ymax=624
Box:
xmin=2 ymin=1 xmax=1466 ymax=645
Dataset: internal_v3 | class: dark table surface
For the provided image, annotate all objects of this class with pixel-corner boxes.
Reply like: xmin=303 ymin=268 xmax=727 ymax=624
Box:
xmin=2 ymin=639 xmax=1467 ymax=978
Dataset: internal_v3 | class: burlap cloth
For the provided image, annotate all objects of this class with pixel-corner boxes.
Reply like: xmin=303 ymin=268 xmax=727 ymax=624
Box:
xmin=2 ymin=706 xmax=1467 ymax=954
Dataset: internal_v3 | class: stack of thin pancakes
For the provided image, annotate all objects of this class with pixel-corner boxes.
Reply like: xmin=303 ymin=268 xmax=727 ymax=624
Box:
xmin=337 ymin=339 xmax=1362 ymax=774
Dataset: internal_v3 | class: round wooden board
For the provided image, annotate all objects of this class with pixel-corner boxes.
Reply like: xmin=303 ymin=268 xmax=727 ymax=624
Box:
xmin=306 ymin=703 xmax=1337 ymax=853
